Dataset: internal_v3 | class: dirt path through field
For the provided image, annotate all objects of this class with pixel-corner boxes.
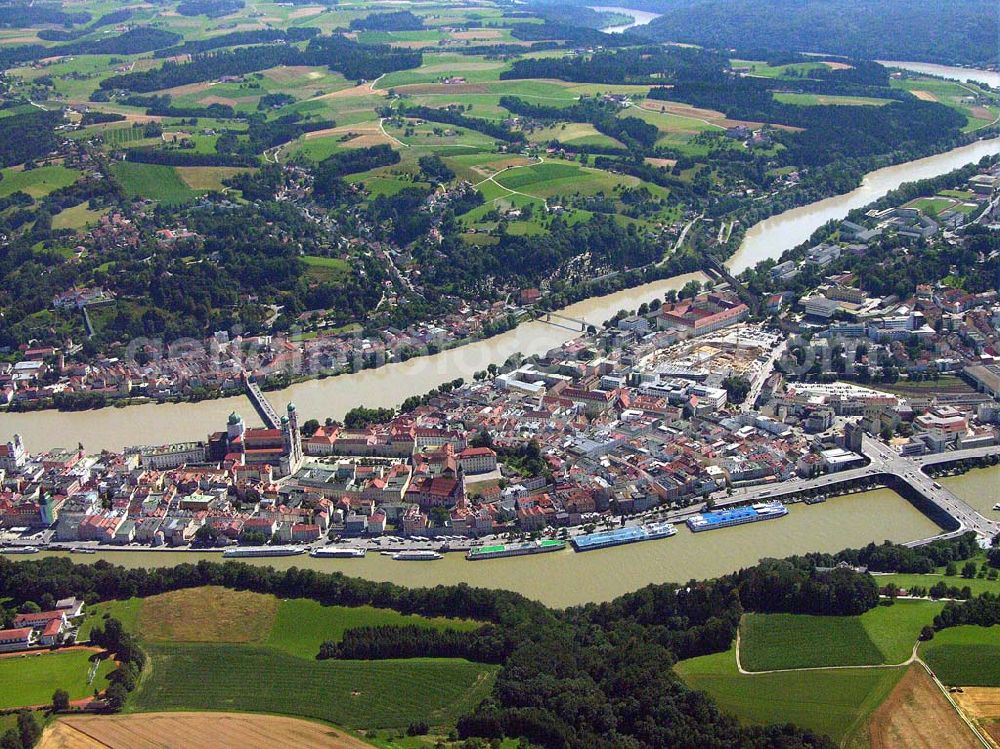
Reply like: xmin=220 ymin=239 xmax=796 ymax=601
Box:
xmin=40 ymin=713 xmax=373 ymax=749
xmin=869 ymin=665 xmax=982 ymax=749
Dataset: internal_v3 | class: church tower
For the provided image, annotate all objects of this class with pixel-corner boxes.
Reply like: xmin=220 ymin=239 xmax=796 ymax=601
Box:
xmin=284 ymin=402 xmax=303 ymax=471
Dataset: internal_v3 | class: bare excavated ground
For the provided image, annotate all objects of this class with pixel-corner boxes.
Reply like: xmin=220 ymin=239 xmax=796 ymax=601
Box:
xmin=869 ymin=665 xmax=980 ymax=749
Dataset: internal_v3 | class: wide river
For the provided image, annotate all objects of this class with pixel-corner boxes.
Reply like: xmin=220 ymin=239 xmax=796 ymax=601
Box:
xmin=35 ymin=489 xmax=941 ymax=608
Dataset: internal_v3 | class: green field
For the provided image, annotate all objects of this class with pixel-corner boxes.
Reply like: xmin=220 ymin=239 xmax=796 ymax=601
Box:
xmin=921 ymin=626 xmax=1000 ymax=686
xmin=81 ymin=587 xmax=496 ymax=730
xmin=302 ymin=254 xmax=352 ymax=282
xmin=52 ymin=203 xmax=108 ymax=231
xmin=675 ymin=648 xmax=903 ymax=745
xmin=79 ymin=597 xmax=142 ymax=641
xmin=0 ymin=165 xmax=80 ymax=198
xmin=131 ymin=644 xmax=498 ymax=730
xmin=110 ymin=162 xmax=199 ymax=204
xmin=264 ymin=599 xmax=481 ymax=657
xmin=740 ymin=601 xmax=945 ymax=671
xmin=905 ymin=195 xmax=959 ymax=216
xmin=773 ymin=92 xmax=891 ymax=107
xmin=0 ymin=650 xmax=115 ymax=708
xmin=730 ymin=59 xmax=838 ymax=79
xmin=83 ymin=587 xmax=480 ymax=655
xmin=860 ymin=600 xmax=945 ymax=663
xmin=741 ymin=613 xmax=883 ymax=670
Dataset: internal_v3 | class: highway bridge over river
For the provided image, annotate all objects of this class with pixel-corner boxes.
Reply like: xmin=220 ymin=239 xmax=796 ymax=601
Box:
xmin=665 ymin=436 xmax=1000 ymax=547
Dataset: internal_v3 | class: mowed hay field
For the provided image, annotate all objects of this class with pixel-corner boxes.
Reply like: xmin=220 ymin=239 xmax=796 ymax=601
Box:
xmin=954 ymin=688 xmax=1000 ymax=747
xmin=921 ymin=625 xmax=1000 ymax=686
xmin=867 ymin=665 xmax=981 ymax=749
xmin=0 ymin=164 xmax=80 ymax=198
xmin=41 ymin=712 xmax=374 ymax=749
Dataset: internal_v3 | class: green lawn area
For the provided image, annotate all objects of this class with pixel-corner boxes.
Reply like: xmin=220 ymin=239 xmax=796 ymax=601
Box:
xmin=52 ymin=203 xmax=108 ymax=231
xmin=872 ymin=559 xmax=1000 ymax=598
xmin=741 ymin=613 xmax=883 ymax=670
xmin=0 ymin=650 xmax=114 ymax=708
xmin=78 ymin=598 xmax=142 ymax=641
xmin=740 ymin=601 xmax=944 ymax=671
xmin=921 ymin=626 xmax=1000 ymax=686
xmin=265 ymin=600 xmax=482 ymax=657
xmin=131 ymin=643 xmax=498 ymax=730
xmin=675 ymin=648 xmax=903 ymax=745
xmin=109 ymin=162 xmax=199 ymax=204
xmin=730 ymin=59 xmax=834 ymax=79
xmin=0 ymin=165 xmax=80 ymax=198
xmin=80 ymin=587 xmax=481 ymax=658
xmin=302 ymin=254 xmax=352 ymax=282
xmin=773 ymin=92 xmax=891 ymax=107
xmin=860 ymin=600 xmax=945 ymax=663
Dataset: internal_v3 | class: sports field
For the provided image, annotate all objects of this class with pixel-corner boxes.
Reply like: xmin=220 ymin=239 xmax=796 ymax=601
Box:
xmin=0 ymin=649 xmax=115 ymax=708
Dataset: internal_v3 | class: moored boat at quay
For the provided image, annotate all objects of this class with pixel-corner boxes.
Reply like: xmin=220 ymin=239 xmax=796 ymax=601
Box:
xmin=392 ymin=550 xmax=443 ymax=561
xmin=570 ymin=522 xmax=677 ymax=552
xmin=466 ymin=538 xmax=566 ymax=560
xmin=222 ymin=545 xmax=305 ymax=558
xmin=686 ymin=501 xmax=789 ymax=532
xmin=309 ymin=547 xmax=367 ymax=558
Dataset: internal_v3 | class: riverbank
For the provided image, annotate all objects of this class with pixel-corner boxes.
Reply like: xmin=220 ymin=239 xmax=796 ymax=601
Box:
xmin=24 ymin=488 xmax=940 ymax=608
xmin=3 ymin=137 xmax=999 ymax=451
xmin=878 ymin=61 xmax=1000 ymax=89
xmin=727 ymin=136 xmax=1000 ymax=273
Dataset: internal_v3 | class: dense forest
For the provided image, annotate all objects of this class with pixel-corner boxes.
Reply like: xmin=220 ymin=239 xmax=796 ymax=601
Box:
xmin=0 ymin=109 xmax=61 ymax=167
xmin=1 ymin=535 xmax=980 ymax=748
xmin=631 ymin=0 xmax=998 ymax=67
xmin=348 ymin=10 xmax=424 ymax=31
xmin=176 ymin=0 xmax=244 ymax=18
